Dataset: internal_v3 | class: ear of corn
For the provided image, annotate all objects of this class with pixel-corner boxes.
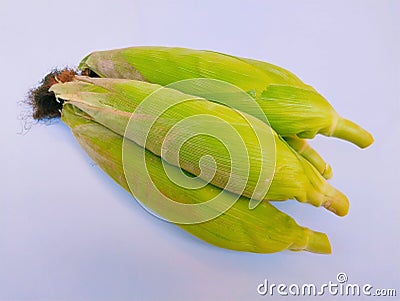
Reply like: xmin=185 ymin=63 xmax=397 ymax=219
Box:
xmin=28 ymin=46 xmax=373 ymax=254
xmin=50 ymin=77 xmax=349 ymax=216
xmin=156 ymin=78 xmax=333 ymax=179
xmin=61 ymin=103 xmax=331 ymax=254
xmin=78 ymin=46 xmax=373 ymax=148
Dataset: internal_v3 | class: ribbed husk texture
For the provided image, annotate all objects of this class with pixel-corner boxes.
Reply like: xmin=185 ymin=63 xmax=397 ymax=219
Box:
xmin=61 ymin=103 xmax=331 ymax=254
xmin=50 ymin=77 xmax=349 ymax=216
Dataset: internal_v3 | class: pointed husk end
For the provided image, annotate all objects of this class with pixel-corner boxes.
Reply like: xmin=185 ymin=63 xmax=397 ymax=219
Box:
xmin=304 ymin=230 xmax=332 ymax=254
xmin=322 ymin=185 xmax=350 ymax=217
xmin=332 ymin=117 xmax=374 ymax=148
xmin=290 ymin=229 xmax=332 ymax=254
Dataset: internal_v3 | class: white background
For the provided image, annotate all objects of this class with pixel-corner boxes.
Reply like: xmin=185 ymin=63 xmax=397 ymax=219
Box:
xmin=1 ymin=0 xmax=399 ymax=300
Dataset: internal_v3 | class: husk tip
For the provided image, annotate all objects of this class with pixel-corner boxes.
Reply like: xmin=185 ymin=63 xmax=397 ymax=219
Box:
xmin=332 ymin=117 xmax=374 ymax=148
xmin=305 ymin=230 xmax=332 ymax=254
xmin=323 ymin=187 xmax=349 ymax=217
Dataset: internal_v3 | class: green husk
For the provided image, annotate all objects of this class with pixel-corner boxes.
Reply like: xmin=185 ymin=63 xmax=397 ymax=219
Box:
xmin=78 ymin=46 xmax=373 ymax=148
xmin=62 ymin=103 xmax=331 ymax=254
xmin=50 ymin=77 xmax=349 ymax=216
xmin=284 ymin=136 xmax=333 ymax=179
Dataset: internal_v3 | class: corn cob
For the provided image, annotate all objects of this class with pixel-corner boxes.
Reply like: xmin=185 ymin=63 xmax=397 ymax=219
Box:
xmin=62 ymin=103 xmax=331 ymax=254
xmin=77 ymin=48 xmax=336 ymax=179
xmin=49 ymin=76 xmax=349 ymax=216
xmin=78 ymin=46 xmax=373 ymax=149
